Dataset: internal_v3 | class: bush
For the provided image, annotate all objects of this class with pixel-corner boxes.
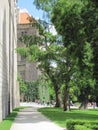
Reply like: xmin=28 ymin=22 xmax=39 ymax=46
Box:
xmin=85 ymin=124 xmax=98 ymax=130
xmin=66 ymin=120 xmax=98 ymax=130
xmin=66 ymin=120 xmax=85 ymax=130
xmin=74 ymin=125 xmax=92 ymax=130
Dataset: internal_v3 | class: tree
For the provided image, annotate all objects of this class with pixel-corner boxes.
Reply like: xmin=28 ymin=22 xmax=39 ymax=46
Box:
xmin=33 ymin=0 xmax=71 ymax=110
xmin=75 ymin=42 xmax=94 ymax=109
xmin=25 ymin=81 xmax=39 ymax=102
xmin=51 ymin=0 xmax=81 ymax=111
xmin=33 ymin=0 xmax=57 ymax=13
xmin=81 ymin=0 xmax=98 ymax=105
xmin=17 ymin=21 xmax=64 ymax=107
xmin=51 ymin=0 xmax=95 ymax=110
xmin=37 ymin=75 xmax=53 ymax=104
xmin=35 ymin=0 xmax=98 ymax=109
xmin=33 ymin=0 xmax=98 ymax=110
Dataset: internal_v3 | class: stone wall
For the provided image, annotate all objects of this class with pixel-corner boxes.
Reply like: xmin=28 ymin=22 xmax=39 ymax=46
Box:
xmin=17 ymin=23 xmax=39 ymax=82
xmin=0 ymin=0 xmax=19 ymax=122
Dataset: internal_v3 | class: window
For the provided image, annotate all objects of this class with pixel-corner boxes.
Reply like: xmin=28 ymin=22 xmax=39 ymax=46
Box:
xmin=21 ymin=31 xmax=27 ymax=36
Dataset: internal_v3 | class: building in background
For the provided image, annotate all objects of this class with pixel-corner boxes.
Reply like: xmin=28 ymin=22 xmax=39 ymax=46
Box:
xmin=0 ymin=0 xmax=19 ymax=122
xmin=17 ymin=10 xmax=39 ymax=82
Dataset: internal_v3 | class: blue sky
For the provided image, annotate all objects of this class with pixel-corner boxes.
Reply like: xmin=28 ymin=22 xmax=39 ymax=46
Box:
xmin=18 ymin=0 xmax=44 ymax=19
xmin=18 ymin=0 xmax=57 ymax=35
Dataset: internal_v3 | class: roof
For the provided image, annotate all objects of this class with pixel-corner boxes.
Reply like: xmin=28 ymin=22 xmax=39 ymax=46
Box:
xmin=19 ymin=12 xmax=31 ymax=24
xmin=19 ymin=12 xmax=37 ymax=25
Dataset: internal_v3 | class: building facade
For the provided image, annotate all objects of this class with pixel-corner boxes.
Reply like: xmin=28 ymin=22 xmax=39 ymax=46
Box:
xmin=17 ymin=11 xmax=39 ymax=82
xmin=0 ymin=0 xmax=19 ymax=122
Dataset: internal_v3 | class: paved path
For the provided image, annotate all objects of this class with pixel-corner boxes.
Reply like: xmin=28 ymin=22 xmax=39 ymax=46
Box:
xmin=10 ymin=105 xmax=65 ymax=130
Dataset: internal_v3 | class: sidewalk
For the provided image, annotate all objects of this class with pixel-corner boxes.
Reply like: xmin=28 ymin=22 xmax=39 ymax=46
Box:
xmin=10 ymin=105 xmax=65 ymax=130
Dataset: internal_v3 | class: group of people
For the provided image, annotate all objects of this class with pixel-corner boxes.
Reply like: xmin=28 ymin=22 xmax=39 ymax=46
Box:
xmin=88 ymin=102 xmax=97 ymax=108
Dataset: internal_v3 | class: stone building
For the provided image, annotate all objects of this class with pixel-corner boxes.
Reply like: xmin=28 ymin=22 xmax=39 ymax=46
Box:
xmin=0 ymin=0 xmax=19 ymax=122
xmin=17 ymin=10 xmax=39 ymax=82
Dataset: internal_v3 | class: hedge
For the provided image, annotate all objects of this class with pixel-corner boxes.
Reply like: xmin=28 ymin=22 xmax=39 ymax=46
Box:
xmin=74 ymin=125 xmax=92 ymax=130
xmin=66 ymin=120 xmax=98 ymax=130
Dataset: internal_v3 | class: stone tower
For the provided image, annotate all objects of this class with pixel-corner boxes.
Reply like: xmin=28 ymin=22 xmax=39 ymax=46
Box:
xmin=17 ymin=10 xmax=39 ymax=82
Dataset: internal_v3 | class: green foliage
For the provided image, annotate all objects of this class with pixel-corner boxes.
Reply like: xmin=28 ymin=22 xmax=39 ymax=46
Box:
xmin=33 ymin=0 xmax=98 ymax=109
xmin=28 ymin=45 xmax=41 ymax=62
xmin=16 ymin=47 xmax=28 ymax=58
xmin=33 ymin=0 xmax=57 ymax=13
xmin=66 ymin=120 xmax=98 ymax=130
xmin=25 ymin=81 xmax=39 ymax=102
xmin=83 ymin=42 xmax=93 ymax=67
xmin=74 ymin=125 xmax=92 ymax=130
xmin=51 ymin=0 xmax=84 ymax=45
xmin=85 ymin=123 xmax=98 ymax=130
xmin=17 ymin=75 xmax=27 ymax=94
xmin=16 ymin=16 xmax=65 ymax=107
xmin=51 ymin=0 xmax=97 ymax=108
xmin=81 ymin=0 xmax=98 ymax=97
xmin=37 ymin=75 xmax=54 ymax=103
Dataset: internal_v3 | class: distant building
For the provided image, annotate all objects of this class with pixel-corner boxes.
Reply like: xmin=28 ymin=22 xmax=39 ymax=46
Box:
xmin=0 ymin=0 xmax=19 ymax=122
xmin=17 ymin=10 xmax=39 ymax=82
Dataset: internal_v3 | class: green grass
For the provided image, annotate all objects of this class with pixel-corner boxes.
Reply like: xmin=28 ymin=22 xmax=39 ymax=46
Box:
xmin=0 ymin=106 xmax=25 ymax=130
xmin=38 ymin=108 xmax=98 ymax=128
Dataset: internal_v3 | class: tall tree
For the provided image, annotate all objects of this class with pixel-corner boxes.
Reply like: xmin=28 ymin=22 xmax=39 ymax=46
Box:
xmin=51 ymin=0 xmax=95 ymax=110
xmin=17 ymin=22 xmax=64 ymax=107
xmin=33 ymin=0 xmax=98 ymax=110
xmin=51 ymin=0 xmax=82 ymax=111
xmin=81 ymin=0 xmax=98 ymax=105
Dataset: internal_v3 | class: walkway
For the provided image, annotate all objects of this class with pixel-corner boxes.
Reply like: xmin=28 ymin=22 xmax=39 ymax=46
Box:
xmin=10 ymin=104 xmax=65 ymax=130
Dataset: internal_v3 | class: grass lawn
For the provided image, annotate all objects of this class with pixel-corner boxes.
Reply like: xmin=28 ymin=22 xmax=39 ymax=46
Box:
xmin=38 ymin=107 xmax=98 ymax=128
xmin=0 ymin=106 xmax=25 ymax=130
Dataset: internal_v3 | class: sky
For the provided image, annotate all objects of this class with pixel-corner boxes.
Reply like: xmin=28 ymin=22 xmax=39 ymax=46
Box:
xmin=18 ymin=0 xmax=57 ymax=35
xmin=18 ymin=0 xmax=44 ymax=20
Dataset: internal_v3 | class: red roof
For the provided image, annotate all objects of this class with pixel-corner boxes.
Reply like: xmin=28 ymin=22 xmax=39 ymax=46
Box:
xmin=19 ymin=12 xmax=31 ymax=24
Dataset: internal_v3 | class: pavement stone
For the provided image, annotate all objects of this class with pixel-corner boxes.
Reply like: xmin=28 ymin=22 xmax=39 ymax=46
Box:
xmin=10 ymin=105 xmax=65 ymax=130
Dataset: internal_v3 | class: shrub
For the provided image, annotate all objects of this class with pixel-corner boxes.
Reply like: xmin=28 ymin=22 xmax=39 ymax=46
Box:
xmin=66 ymin=120 xmax=85 ymax=130
xmin=66 ymin=120 xmax=98 ymax=130
xmin=74 ymin=125 xmax=92 ymax=130
xmin=85 ymin=124 xmax=98 ymax=130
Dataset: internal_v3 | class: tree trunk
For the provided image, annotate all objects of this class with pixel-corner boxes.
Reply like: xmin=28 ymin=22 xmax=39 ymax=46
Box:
xmin=79 ymin=95 xmax=88 ymax=110
xmin=54 ymin=85 xmax=63 ymax=107
xmin=63 ymin=86 xmax=70 ymax=111
xmin=63 ymin=49 xmax=70 ymax=111
xmin=45 ymin=68 xmax=63 ymax=107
